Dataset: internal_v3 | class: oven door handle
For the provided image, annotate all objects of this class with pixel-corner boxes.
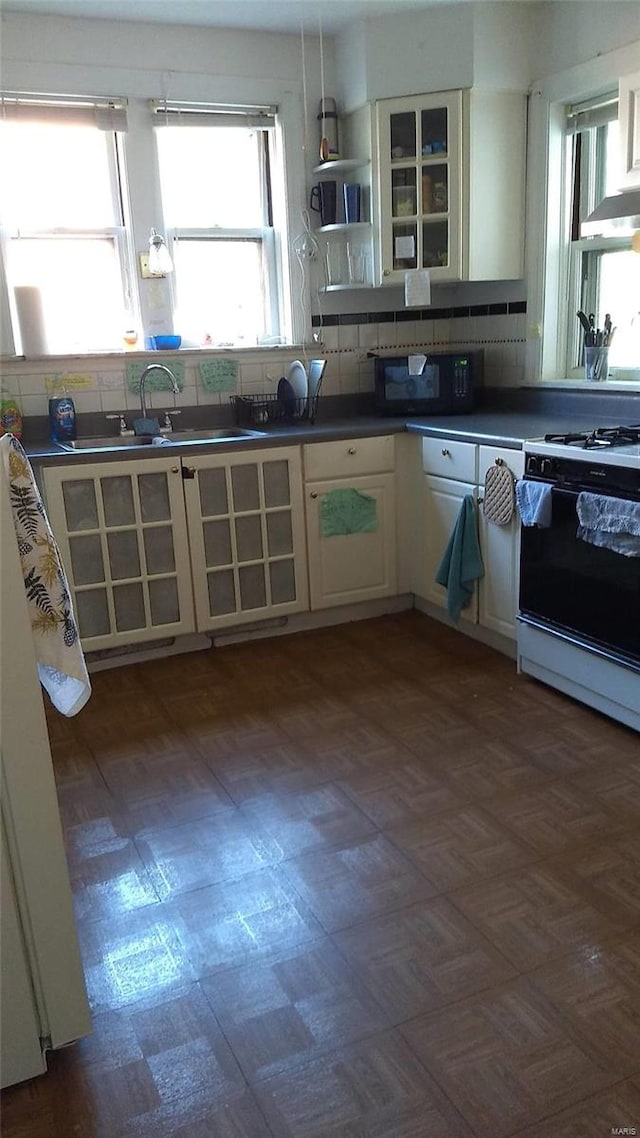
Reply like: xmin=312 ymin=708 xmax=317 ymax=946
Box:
xmin=551 ymin=486 xmax=580 ymax=499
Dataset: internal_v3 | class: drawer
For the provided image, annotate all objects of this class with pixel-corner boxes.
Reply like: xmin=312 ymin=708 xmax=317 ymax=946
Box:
xmin=303 ymin=435 xmax=395 ymax=481
xmin=478 ymin=445 xmax=524 ymax=482
xmin=421 ymin=437 xmax=476 ymax=482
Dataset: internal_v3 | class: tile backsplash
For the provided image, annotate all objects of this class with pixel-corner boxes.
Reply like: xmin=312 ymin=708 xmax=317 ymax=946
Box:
xmin=1 ymin=299 xmax=527 ymax=435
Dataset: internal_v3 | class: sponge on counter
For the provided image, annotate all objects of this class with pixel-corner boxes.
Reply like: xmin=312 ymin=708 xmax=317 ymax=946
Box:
xmin=133 ymin=417 xmax=161 ymax=436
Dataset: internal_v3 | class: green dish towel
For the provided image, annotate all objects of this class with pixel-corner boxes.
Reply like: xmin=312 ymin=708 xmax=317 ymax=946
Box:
xmin=435 ymin=495 xmax=484 ymax=622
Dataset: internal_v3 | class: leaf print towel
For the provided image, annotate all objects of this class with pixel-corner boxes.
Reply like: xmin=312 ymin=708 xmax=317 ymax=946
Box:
xmin=1 ymin=434 xmax=91 ymax=716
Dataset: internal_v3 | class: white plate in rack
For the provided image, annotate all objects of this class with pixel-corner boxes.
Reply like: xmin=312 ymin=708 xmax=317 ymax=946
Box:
xmin=286 ymin=360 xmax=308 ymax=416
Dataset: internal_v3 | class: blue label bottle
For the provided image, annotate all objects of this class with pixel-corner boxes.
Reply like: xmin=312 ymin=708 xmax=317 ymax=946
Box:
xmin=49 ymin=397 xmax=77 ymax=442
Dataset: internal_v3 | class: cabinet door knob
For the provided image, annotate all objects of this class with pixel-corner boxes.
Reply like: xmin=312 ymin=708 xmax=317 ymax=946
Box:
xmin=310 ymin=491 xmax=318 ymax=499
xmin=441 ymin=447 xmax=451 ymax=457
xmin=348 ymin=446 xmax=357 ymax=455
xmin=383 ymin=269 xmax=391 ymax=276
xmin=171 ymin=465 xmax=180 ymax=473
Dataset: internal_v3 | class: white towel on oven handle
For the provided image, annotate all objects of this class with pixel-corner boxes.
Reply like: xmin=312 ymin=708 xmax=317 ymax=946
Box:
xmin=515 ymin=479 xmax=552 ymax=527
xmin=576 ymin=491 xmax=640 ymax=558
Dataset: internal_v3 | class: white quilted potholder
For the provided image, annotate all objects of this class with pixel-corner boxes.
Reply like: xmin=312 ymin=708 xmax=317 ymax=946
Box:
xmin=483 ymin=461 xmax=515 ymax=525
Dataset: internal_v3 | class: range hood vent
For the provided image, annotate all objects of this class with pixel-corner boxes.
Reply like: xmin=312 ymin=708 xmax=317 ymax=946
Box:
xmin=581 ymin=188 xmax=640 ymax=236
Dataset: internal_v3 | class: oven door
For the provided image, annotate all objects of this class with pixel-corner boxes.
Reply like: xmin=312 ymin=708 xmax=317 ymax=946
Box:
xmin=519 ymin=481 xmax=640 ymax=668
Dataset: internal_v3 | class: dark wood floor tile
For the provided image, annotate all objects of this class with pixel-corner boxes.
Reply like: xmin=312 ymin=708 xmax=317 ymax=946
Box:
xmin=451 ymin=862 xmax=632 ymax=970
xmin=334 ymin=896 xmax=516 ymax=1024
xmin=386 ymin=804 xmax=537 ymax=893
xmin=240 ymin=784 xmax=376 ymax=858
xmin=201 ymin=938 xmax=388 ymax=1084
xmin=338 ymin=760 xmax=466 ymax=828
xmin=121 ymin=1090 xmax=274 ymax=1138
xmin=136 ymin=812 xmax=283 ymax=899
xmin=170 ymin=868 xmax=324 ymax=978
xmin=531 ymin=929 xmax=640 ymax=1078
xmin=483 ymin=781 xmax=626 ymax=855
xmin=401 ymin=977 xmax=617 ymax=1138
xmin=90 ymin=725 xmax=195 ymax=768
xmin=566 ymin=762 xmax=640 ymax=827
xmin=50 ymin=739 xmax=106 ymax=791
xmin=254 ymin=1029 xmax=474 ymax=1137
xmin=68 ymin=816 xmax=160 ymax=923
xmin=205 ymin=742 xmax=331 ymax=803
xmin=282 ymin=833 xmax=436 ymax=932
xmin=426 ymin=738 xmax=554 ymax=798
xmin=76 ymin=905 xmax=197 ymax=1012
xmin=102 ymin=755 xmax=235 ymax=836
xmin=549 ymin=830 xmax=640 ymax=927
xmin=56 ymin=780 xmax=124 ymax=831
xmin=274 ymin=693 xmax=363 ymax=740
xmin=185 ymin=706 xmax=290 ymax=762
xmin=509 ymin=1080 xmax=640 ymax=1138
xmin=299 ymin=723 xmax=411 ymax=781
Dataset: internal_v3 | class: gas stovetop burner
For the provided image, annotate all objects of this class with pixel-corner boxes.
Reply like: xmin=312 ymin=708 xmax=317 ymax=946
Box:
xmin=544 ymin=425 xmax=640 ymax=449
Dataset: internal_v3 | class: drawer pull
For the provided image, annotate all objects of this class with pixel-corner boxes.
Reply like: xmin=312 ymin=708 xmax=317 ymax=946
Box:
xmin=441 ymin=447 xmax=451 ymax=457
xmin=310 ymin=491 xmax=318 ymax=499
xmin=348 ymin=447 xmax=357 ymax=455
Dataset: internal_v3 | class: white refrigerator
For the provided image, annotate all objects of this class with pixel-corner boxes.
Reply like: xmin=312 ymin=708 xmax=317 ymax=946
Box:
xmin=1 ymin=455 xmax=91 ymax=1088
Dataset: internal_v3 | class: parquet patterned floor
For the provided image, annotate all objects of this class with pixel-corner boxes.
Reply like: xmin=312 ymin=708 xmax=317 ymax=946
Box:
xmin=3 ymin=612 xmax=639 ymax=1137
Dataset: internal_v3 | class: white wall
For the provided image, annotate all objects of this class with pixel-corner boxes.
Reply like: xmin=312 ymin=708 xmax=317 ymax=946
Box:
xmin=533 ymin=1 xmax=640 ymax=80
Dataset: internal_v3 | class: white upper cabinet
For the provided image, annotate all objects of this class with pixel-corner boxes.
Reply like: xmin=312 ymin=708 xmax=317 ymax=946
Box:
xmin=618 ymin=71 xmax=640 ymax=190
xmin=374 ymin=89 xmax=527 ymax=285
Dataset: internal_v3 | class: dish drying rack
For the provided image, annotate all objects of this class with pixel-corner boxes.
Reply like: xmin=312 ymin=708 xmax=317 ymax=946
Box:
xmin=232 ymin=392 xmax=320 ymax=426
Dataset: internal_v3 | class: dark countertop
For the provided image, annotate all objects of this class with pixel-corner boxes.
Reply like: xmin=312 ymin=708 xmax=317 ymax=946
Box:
xmin=23 ymin=405 xmax=640 ymax=465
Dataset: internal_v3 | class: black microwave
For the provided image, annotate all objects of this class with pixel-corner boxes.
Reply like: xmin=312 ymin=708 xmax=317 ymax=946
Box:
xmin=374 ymin=351 xmax=479 ymax=415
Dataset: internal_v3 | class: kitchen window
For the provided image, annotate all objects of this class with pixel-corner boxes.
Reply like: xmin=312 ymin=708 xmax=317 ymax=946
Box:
xmin=154 ymin=103 xmax=282 ymax=347
xmin=0 ymin=96 xmax=131 ymax=354
xmin=0 ymin=93 xmax=296 ymax=356
xmin=564 ymin=93 xmax=640 ymax=381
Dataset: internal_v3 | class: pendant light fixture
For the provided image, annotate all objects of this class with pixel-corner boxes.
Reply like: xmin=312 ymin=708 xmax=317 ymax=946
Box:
xmin=148 ymin=228 xmax=174 ymax=275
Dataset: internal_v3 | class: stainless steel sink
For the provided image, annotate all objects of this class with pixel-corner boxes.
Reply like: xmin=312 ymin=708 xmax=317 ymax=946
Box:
xmin=171 ymin=428 xmax=266 ymax=442
xmin=59 ymin=428 xmax=265 ymax=451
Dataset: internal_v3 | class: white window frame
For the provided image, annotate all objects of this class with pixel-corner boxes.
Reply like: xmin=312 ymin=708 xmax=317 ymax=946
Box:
xmin=152 ymin=104 xmax=282 ymax=346
xmin=0 ymin=83 xmax=304 ymax=356
xmin=0 ymin=97 xmax=135 ymax=355
xmin=526 ymin=41 xmax=640 ymax=391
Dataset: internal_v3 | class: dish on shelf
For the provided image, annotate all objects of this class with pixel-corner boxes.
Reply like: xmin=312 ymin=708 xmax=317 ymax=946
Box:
xmin=307 ymin=359 xmax=326 ymax=399
xmin=277 ymin=376 xmax=297 ymax=419
xmin=286 ymin=360 xmax=308 ymax=404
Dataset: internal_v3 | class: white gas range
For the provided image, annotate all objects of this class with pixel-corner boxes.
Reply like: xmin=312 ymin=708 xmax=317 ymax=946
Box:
xmin=524 ymin=424 xmax=640 ymax=469
xmin=517 ymin=422 xmax=640 ymax=733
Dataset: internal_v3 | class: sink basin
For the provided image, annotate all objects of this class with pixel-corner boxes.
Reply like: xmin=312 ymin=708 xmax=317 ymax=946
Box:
xmin=171 ymin=428 xmax=266 ymax=442
xmin=59 ymin=428 xmax=265 ymax=451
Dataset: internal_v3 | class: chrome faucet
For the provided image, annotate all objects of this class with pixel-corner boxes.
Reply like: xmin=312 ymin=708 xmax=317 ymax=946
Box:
xmin=138 ymin=363 xmax=180 ymax=421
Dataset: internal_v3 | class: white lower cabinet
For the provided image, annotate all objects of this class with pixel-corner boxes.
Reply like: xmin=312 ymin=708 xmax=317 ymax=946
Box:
xmin=418 ymin=474 xmax=479 ymax=625
xmin=305 ymin=473 xmax=397 ymax=610
xmin=43 ymin=456 xmax=195 ymax=651
xmin=182 ymin=447 xmax=308 ymax=631
xmin=415 ymin=439 xmax=524 ymax=640
xmin=44 ymin=446 xmax=309 ymax=649
xmin=303 ymin=437 xmax=397 ymax=611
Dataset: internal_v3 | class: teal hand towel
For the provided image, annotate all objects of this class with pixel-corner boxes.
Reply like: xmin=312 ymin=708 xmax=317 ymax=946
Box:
xmin=435 ymin=495 xmax=484 ymax=621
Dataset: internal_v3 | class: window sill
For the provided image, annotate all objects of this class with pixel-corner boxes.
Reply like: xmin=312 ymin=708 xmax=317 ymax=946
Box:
xmin=2 ymin=344 xmax=302 ymax=364
xmin=538 ymin=378 xmax=640 ymax=392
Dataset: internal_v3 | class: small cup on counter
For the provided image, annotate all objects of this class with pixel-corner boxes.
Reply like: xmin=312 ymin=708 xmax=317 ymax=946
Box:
xmin=585 ymin=346 xmax=609 ymax=382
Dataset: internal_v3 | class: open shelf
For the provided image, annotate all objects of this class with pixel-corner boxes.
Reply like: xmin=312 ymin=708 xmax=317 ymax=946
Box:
xmin=318 ymin=221 xmax=371 ymax=234
xmin=312 ymin=158 xmax=371 ymax=174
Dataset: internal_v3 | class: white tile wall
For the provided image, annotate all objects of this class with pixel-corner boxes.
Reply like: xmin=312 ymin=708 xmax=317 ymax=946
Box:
xmin=4 ymin=307 xmax=527 ymax=425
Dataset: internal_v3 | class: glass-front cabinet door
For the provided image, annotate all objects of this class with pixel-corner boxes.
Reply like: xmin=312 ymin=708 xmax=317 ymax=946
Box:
xmin=376 ymin=91 xmax=462 ymax=284
xmin=43 ymin=457 xmax=195 ymax=650
xmin=183 ymin=446 xmax=309 ymax=631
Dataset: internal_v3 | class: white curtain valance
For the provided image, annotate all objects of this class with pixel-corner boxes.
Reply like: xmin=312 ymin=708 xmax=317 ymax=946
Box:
xmin=0 ymin=94 xmax=128 ymax=131
xmin=150 ymin=100 xmax=276 ymax=130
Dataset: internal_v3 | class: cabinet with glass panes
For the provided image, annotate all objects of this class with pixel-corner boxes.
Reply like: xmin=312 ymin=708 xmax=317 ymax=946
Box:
xmin=375 ymin=90 xmax=526 ymax=284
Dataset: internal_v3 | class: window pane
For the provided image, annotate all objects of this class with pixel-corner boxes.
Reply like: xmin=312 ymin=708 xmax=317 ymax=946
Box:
xmin=0 ymin=122 xmax=118 ymax=229
xmin=597 ymin=250 xmax=640 ymax=368
xmin=173 ymin=240 xmax=267 ymax=347
xmin=8 ymin=238 xmax=124 ymax=353
xmin=156 ymin=126 xmax=264 ymax=228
